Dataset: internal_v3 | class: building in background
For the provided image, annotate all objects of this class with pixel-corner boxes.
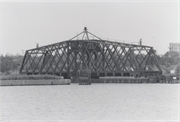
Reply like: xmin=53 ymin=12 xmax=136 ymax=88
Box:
xmin=169 ymin=43 xmax=180 ymax=53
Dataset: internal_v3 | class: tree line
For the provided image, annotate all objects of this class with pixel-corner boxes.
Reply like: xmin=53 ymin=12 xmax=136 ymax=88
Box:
xmin=0 ymin=51 xmax=180 ymax=75
xmin=0 ymin=54 xmax=24 ymax=75
xmin=157 ymin=51 xmax=180 ymax=74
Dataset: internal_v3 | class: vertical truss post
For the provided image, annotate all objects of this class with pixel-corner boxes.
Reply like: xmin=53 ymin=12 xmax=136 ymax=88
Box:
xmin=151 ymin=48 xmax=162 ymax=74
xmin=67 ymin=42 xmax=70 ymax=77
xmin=19 ymin=51 xmax=28 ymax=74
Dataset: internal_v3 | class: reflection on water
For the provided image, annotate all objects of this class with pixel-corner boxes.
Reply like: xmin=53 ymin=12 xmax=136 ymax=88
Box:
xmin=0 ymin=84 xmax=179 ymax=122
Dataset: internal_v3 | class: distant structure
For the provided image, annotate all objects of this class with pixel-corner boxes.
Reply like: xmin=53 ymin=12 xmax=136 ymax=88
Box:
xmin=169 ymin=43 xmax=180 ymax=53
xmin=36 ymin=43 xmax=39 ymax=48
xmin=139 ymin=39 xmax=142 ymax=45
xmin=19 ymin=27 xmax=162 ymax=79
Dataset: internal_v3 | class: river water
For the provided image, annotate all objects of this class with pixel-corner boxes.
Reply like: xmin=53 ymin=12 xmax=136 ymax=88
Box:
xmin=0 ymin=83 xmax=179 ymax=122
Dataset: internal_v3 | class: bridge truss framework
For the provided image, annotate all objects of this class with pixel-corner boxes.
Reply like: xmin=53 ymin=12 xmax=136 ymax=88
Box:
xmin=19 ymin=28 xmax=162 ymax=78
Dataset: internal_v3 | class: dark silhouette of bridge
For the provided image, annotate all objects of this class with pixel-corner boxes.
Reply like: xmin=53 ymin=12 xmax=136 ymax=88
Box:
xmin=19 ymin=27 xmax=162 ymax=79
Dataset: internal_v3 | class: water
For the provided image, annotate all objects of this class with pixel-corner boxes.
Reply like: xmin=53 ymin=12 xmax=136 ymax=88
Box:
xmin=0 ymin=84 xmax=179 ymax=122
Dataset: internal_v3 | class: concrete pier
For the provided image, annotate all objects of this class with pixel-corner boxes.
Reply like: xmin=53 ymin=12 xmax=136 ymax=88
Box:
xmin=0 ymin=79 xmax=71 ymax=86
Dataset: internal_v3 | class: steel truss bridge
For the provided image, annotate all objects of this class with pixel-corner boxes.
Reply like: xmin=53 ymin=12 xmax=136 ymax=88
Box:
xmin=19 ymin=27 xmax=162 ymax=78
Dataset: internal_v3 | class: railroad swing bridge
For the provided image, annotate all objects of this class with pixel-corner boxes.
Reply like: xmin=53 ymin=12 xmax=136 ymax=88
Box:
xmin=19 ymin=27 xmax=162 ymax=79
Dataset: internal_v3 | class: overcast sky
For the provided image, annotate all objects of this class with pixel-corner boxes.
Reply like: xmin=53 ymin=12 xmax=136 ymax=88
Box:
xmin=1 ymin=0 xmax=179 ymax=55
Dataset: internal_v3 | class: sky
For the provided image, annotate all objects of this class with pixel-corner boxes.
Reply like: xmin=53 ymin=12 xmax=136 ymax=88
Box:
xmin=0 ymin=0 xmax=179 ymax=55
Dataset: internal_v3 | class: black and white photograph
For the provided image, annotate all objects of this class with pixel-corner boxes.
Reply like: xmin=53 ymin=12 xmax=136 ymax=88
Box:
xmin=0 ymin=0 xmax=179 ymax=121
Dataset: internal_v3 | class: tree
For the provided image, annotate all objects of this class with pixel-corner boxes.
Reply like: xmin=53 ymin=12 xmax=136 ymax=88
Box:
xmin=0 ymin=54 xmax=23 ymax=74
xmin=176 ymin=64 xmax=180 ymax=74
xmin=159 ymin=51 xmax=180 ymax=67
xmin=0 ymin=54 xmax=14 ymax=74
